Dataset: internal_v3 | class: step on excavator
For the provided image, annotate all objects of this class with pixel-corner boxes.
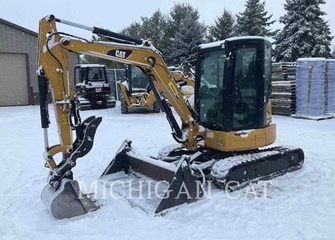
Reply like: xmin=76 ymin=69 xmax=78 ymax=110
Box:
xmin=37 ymin=15 xmax=304 ymax=219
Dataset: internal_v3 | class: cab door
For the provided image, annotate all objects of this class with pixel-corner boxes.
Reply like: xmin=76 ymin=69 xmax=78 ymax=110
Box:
xmin=225 ymin=39 xmax=266 ymax=131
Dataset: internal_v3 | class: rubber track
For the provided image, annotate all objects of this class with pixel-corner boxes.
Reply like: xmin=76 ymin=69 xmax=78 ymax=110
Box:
xmin=210 ymin=146 xmax=304 ymax=191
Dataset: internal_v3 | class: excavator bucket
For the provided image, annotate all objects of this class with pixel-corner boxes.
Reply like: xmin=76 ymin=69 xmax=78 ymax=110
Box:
xmin=100 ymin=140 xmax=203 ymax=214
xmin=41 ymin=116 xmax=102 ymax=219
xmin=41 ymin=178 xmax=99 ymax=219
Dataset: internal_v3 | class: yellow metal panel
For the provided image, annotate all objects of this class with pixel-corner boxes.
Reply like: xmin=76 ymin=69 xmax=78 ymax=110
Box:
xmin=203 ymin=124 xmax=276 ymax=152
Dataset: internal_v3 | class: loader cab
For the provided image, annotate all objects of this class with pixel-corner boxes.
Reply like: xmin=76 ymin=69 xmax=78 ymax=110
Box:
xmin=74 ymin=64 xmax=109 ymax=85
xmin=73 ymin=64 xmax=116 ymax=110
xmin=195 ymin=37 xmax=272 ymax=131
xmin=124 ymin=64 xmax=151 ymax=94
xmin=74 ymin=64 xmax=111 ymax=97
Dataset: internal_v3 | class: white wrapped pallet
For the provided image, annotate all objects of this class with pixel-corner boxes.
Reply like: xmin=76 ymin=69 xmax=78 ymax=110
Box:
xmin=294 ymin=58 xmax=333 ymax=120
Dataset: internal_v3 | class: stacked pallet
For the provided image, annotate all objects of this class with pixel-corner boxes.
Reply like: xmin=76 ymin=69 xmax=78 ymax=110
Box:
xmin=271 ymin=62 xmax=297 ymax=116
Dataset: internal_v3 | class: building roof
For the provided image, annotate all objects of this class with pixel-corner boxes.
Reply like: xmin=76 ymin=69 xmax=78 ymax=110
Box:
xmin=0 ymin=18 xmax=37 ymax=37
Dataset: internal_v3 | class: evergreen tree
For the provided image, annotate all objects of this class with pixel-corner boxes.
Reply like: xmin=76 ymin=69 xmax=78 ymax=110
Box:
xmin=235 ymin=0 xmax=276 ymax=37
xmin=167 ymin=3 xmax=200 ymax=39
xmin=139 ymin=10 xmax=169 ymax=55
xmin=169 ymin=13 xmax=206 ymax=64
xmin=119 ymin=22 xmax=142 ymax=39
xmin=274 ymin=0 xmax=333 ymax=62
xmin=208 ymin=9 xmax=236 ymax=42
xmin=83 ymin=3 xmax=207 ymax=66
xmin=165 ymin=3 xmax=203 ymax=64
xmin=121 ymin=12 xmax=167 ymax=44
xmin=83 ymin=10 xmax=169 ymax=67
xmin=120 ymin=10 xmax=169 ymax=56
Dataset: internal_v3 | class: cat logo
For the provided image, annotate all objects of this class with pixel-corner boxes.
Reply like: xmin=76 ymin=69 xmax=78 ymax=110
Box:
xmin=107 ymin=49 xmax=132 ymax=59
xmin=115 ymin=50 xmax=126 ymax=58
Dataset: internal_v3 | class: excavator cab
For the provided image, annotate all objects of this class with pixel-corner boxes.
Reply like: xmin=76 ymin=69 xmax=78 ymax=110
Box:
xmin=196 ymin=38 xmax=272 ymax=132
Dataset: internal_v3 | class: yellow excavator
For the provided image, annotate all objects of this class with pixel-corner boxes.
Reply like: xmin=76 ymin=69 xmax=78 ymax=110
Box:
xmin=37 ymin=15 xmax=304 ymax=219
xmin=118 ymin=63 xmax=194 ymax=113
xmin=118 ymin=64 xmax=161 ymax=113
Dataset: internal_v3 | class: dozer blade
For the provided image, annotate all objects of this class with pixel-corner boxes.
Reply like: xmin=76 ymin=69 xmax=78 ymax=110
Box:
xmin=210 ymin=146 xmax=304 ymax=191
xmin=155 ymin=159 xmax=203 ymax=213
xmin=100 ymin=140 xmax=203 ymax=214
xmin=41 ymin=178 xmax=99 ymax=219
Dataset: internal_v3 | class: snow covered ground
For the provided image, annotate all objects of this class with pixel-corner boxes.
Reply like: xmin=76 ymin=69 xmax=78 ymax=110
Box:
xmin=0 ymin=103 xmax=335 ymax=240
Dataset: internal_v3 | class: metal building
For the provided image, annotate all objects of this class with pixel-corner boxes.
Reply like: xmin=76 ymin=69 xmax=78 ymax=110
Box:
xmin=0 ymin=18 xmax=78 ymax=106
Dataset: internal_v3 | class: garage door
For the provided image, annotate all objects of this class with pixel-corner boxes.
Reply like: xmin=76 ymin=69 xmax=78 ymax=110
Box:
xmin=0 ymin=53 xmax=29 ymax=106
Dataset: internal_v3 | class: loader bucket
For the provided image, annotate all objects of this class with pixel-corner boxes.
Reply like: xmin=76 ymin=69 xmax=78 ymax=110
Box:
xmin=100 ymin=140 xmax=203 ymax=214
xmin=41 ymin=178 xmax=99 ymax=219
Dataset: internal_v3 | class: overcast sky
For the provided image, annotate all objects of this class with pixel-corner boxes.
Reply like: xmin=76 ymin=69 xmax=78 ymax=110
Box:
xmin=1 ymin=0 xmax=334 ymax=45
